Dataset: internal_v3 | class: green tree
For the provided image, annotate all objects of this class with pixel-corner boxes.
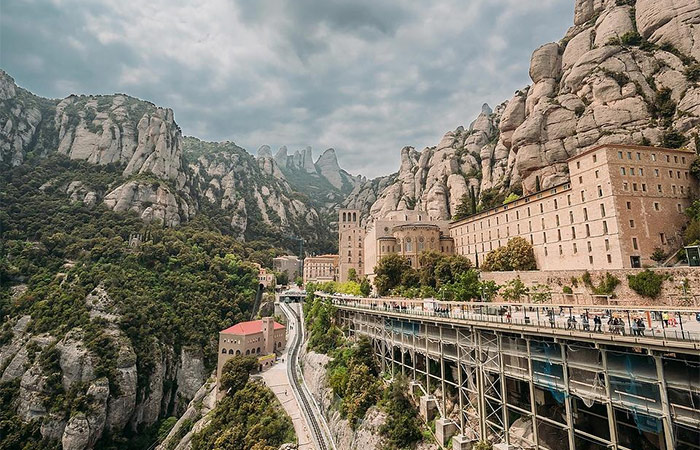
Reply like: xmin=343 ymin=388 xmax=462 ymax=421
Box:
xmin=295 ymin=276 xmax=303 ymax=287
xmin=501 ymin=278 xmax=528 ymax=302
xmin=628 ymin=270 xmax=664 ymax=298
xmin=359 ymin=277 xmax=372 ymax=297
xmin=481 ymin=237 xmax=537 ymax=271
xmin=347 ymin=268 xmax=358 ymax=282
xmin=219 ymin=356 xmax=258 ymax=395
xmin=479 ymin=280 xmax=500 ymax=302
xmin=380 ymin=376 xmax=423 ymax=449
xmin=374 ymin=254 xmax=414 ymax=296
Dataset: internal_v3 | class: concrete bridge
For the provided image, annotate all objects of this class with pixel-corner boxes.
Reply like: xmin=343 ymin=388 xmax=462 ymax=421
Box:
xmin=320 ymin=294 xmax=700 ymax=450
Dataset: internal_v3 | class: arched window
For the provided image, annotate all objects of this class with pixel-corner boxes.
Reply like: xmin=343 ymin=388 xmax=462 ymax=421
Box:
xmin=257 ymin=347 xmax=261 ymax=354
xmin=343 ymin=212 xmax=347 ymax=221
xmin=353 ymin=212 xmax=357 ymax=221
xmin=228 ymin=349 xmax=234 ymax=354
xmin=236 ymin=350 xmax=241 ymax=355
xmin=221 ymin=348 xmax=227 ymax=354
xmin=246 ymin=349 xmax=250 ymax=355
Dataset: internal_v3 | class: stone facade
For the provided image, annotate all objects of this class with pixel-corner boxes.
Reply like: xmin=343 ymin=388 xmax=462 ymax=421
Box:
xmin=362 ymin=210 xmax=454 ymax=278
xmin=303 ymin=254 xmax=340 ymax=284
xmin=450 ymin=145 xmax=698 ymax=270
xmin=481 ymin=267 xmax=700 ymax=307
xmin=338 ymin=209 xmax=364 ymax=282
xmin=254 ymin=264 xmax=276 ymax=288
xmin=216 ymin=318 xmax=286 ymax=381
xmin=273 ymin=255 xmax=301 ymax=281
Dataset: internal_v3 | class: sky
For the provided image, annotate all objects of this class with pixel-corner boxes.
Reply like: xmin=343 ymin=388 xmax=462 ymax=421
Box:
xmin=1 ymin=0 xmax=573 ymax=178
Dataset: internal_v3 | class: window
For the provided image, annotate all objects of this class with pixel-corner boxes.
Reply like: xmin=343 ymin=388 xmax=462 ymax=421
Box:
xmin=620 ymin=167 xmax=626 ymax=176
xmin=657 ymin=184 xmax=663 ymax=193
xmin=598 ymin=185 xmax=603 ymax=197
xmin=666 ymin=155 xmax=670 ymax=163
xmin=651 ymin=153 xmax=656 ymax=161
xmin=630 ymin=168 xmax=635 ymax=176
xmin=557 ymin=229 xmax=562 ymax=241
xmin=577 ymin=161 xmax=581 ymax=169
xmin=669 ymin=170 xmax=674 ymax=178
xmin=637 ymin=152 xmax=641 ymax=160
xmin=528 ymin=221 xmax=532 ymax=232
xmin=607 ymin=254 xmax=612 ymax=263
xmin=633 ymin=183 xmax=638 ymax=191
xmin=593 ymin=154 xmax=597 ymax=163
xmin=605 ymin=239 xmax=610 ymax=251
xmin=569 ymin=211 xmax=574 ymax=223
xmin=629 ymin=219 xmax=635 ymax=228
xmin=632 ymin=237 xmax=638 ymax=250
xmin=585 ymin=224 xmax=590 ymax=237
xmin=587 ymin=241 xmax=592 ymax=252
xmin=639 ymin=168 xmax=644 ymax=176
xmin=589 ymin=255 xmax=594 ymax=264
xmin=677 ymin=203 xmax=682 ymax=212
xmin=573 ymin=243 xmax=577 ymax=254
xmin=559 ymin=245 xmax=563 ymax=255
xmin=600 ymin=204 xmax=606 ymax=217
xmin=555 ymin=215 xmax=560 ymax=226
xmin=554 ymin=199 xmax=558 ymax=209
xmin=581 ymin=190 xmax=586 ymax=202
xmin=618 ymin=151 xmax=623 ymax=159
xmin=543 ymin=232 xmax=547 ymax=243
xmin=672 ymin=185 xmax=677 ymax=194
xmin=571 ymin=226 xmax=576 ymax=239
xmin=627 ymin=152 xmax=632 ymax=159
xmin=623 ymin=182 xmax=629 ymax=191
xmin=626 ymin=201 xmax=631 ymax=210
xmin=527 ymin=207 xmax=531 ymax=217
xmin=654 ymin=202 xmax=660 ymax=211
xmin=540 ymin=204 xmax=544 ymax=213
xmin=516 ymin=211 xmax=520 ymax=219
xmin=603 ymin=221 xmax=608 ymax=234
xmin=583 ymin=208 xmax=588 ymax=220
xmin=655 ymin=169 xmax=659 ymax=177
xmin=682 ymin=156 xmax=686 ymax=164
xmin=660 ymin=233 xmax=666 ymax=245
xmin=595 ymin=170 xmax=599 ymax=179
xmin=677 ymin=170 xmax=681 ymax=179
xmin=567 ymin=195 xmax=571 ymax=206
xmin=642 ymin=183 xmax=647 ymax=192
xmin=541 ymin=218 xmax=545 ymax=229
xmin=675 ymin=155 xmax=678 ymax=163
xmin=579 ymin=176 xmax=583 ymax=184
xmin=544 ymin=247 xmax=548 ymax=256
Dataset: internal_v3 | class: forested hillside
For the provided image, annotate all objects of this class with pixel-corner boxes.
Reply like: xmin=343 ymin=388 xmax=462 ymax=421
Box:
xmin=0 ymin=155 xmax=282 ymax=449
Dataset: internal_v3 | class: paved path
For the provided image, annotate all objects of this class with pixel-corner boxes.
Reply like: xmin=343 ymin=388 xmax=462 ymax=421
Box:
xmin=260 ymin=308 xmax=314 ymax=450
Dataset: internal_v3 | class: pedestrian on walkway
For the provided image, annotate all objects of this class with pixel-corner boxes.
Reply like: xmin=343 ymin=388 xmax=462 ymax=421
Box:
xmin=593 ymin=315 xmax=602 ymax=332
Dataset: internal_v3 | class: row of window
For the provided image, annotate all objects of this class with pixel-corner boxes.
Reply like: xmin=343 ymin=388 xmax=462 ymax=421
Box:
xmin=616 ymin=150 xmax=688 ymax=165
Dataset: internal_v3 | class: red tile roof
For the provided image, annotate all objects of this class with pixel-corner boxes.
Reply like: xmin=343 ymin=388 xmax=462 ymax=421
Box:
xmin=221 ymin=319 xmax=285 ymax=335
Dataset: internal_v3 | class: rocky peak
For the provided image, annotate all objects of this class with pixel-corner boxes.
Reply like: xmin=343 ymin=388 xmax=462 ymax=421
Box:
xmin=257 ymin=145 xmax=272 ymax=158
xmin=0 ymin=70 xmax=17 ymax=100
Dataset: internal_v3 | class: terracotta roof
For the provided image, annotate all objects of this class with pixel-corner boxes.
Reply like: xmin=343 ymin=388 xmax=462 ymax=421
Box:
xmin=221 ymin=319 xmax=285 ymax=335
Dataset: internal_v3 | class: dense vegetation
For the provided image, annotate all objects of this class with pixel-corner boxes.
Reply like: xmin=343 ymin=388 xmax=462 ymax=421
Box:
xmin=627 ymin=270 xmax=665 ymax=298
xmin=371 ymin=252 xmax=500 ymax=301
xmin=304 ymin=294 xmax=427 ymax=448
xmin=480 ymin=237 xmax=537 ymax=272
xmin=0 ymin=155 xmax=284 ymax=448
xmin=191 ymin=356 xmax=295 ymax=450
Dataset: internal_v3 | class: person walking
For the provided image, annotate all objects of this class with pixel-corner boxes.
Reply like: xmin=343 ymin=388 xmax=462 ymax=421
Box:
xmin=637 ymin=318 xmax=646 ymax=337
xmin=582 ymin=315 xmax=590 ymax=331
xmin=631 ymin=319 xmax=639 ymax=336
xmin=593 ymin=315 xmax=602 ymax=332
xmin=662 ymin=311 xmax=669 ymax=327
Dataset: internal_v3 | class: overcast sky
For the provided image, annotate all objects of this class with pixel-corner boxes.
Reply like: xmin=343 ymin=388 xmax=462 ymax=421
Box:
xmin=1 ymin=0 xmax=573 ymax=178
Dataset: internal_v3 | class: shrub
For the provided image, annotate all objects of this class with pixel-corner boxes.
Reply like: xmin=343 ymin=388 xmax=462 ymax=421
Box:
xmin=481 ymin=237 xmax=537 ymax=271
xmin=661 ymin=130 xmax=689 ymax=149
xmin=620 ymin=31 xmax=643 ymax=46
xmin=686 ymin=64 xmax=700 ymax=82
xmin=563 ymin=285 xmax=573 ymax=294
xmin=628 ymin=270 xmax=664 ymax=298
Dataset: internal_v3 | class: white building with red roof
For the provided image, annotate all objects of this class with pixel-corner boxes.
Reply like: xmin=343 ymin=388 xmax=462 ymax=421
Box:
xmin=217 ymin=317 xmax=287 ymax=380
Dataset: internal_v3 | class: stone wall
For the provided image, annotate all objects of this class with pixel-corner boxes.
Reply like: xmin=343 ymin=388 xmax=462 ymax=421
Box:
xmin=481 ymin=267 xmax=700 ymax=306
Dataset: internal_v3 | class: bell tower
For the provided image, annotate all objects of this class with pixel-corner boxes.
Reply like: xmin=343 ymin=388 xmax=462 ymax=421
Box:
xmin=338 ymin=209 xmax=363 ymax=282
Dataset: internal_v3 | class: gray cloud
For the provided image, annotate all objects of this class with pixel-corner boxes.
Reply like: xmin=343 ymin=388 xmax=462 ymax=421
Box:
xmin=0 ymin=0 xmax=573 ymax=178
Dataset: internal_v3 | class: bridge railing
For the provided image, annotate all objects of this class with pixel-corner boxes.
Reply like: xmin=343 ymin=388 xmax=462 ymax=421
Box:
xmin=318 ymin=293 xmax=700 ymax=343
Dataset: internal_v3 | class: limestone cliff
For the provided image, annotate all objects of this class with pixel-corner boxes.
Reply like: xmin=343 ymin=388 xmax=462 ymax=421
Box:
xmin=348 ymin=0 xmax=700 ymax=221
xmin=0 ymin=70 xmax=342 ymax=253
xmin=0 ymin=287 xmax=208 ymax=450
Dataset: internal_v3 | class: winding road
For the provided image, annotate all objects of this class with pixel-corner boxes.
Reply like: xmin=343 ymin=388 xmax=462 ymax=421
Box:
xmin=280 ymin=301 xmax=334 ymax=450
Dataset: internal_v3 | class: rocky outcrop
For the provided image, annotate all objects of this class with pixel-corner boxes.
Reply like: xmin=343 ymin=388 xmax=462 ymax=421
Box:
xmin=103 ymin=180 xmax=191 ymax=227
xmin=156 ymin=377 xmax=218 ymax=450
xmin=62 ymin=378 xmax=110 ymax=450
xmin=174 ymin=347 xmax=206 ymax=414
xmin=347 ymin=0 xmax=700 ymax=220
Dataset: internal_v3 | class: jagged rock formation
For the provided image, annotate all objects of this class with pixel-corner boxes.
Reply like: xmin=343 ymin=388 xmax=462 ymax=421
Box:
xmin=0 ymin=288 xmax=207 ymax=449
xmin=348 ymin=0 xmax=700 ymax=221
xmin=0 ymin=70 xmax=355 ymax=252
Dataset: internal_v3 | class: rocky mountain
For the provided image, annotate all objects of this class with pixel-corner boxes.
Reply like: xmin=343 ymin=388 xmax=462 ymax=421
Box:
xmin=0 ymin=70 xmax=362 ymax=253
xmin=347 ymin=0 xmax=700 ymax=221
